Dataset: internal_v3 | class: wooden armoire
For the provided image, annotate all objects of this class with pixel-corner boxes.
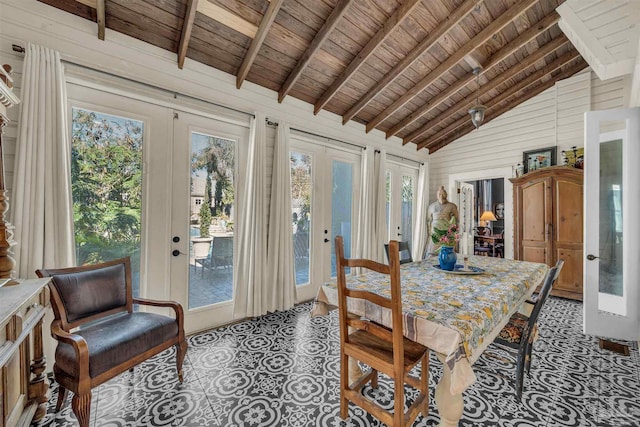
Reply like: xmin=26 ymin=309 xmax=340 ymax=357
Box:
xmin=510 ymin=166 xmax=584 ymax=300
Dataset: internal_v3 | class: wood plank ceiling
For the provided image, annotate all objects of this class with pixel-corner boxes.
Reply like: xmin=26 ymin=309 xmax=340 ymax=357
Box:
xmin=38 ymin=0 xmax=588 ymax=153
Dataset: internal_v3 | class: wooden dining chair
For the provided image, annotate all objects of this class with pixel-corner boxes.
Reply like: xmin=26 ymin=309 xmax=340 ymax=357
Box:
xmin=384 ymin=241 xmax=413 ymax=264
xmin=492 ymin=259 xmax=564 ymax=401
xmin=335 ymin=236 xmax=429 ymax=426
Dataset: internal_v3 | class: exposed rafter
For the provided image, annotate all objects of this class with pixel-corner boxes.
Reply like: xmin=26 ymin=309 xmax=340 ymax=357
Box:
xmin=197 ymin=0 xmax=258 ymax=38
xmin=365 ymin=0 xmax=539 ymax=133
xmin=421 ymin=59 xmax=589 ymax=153
xmin=417 ymin=50 xmax=580 ymax=150
xmin=278 ymin=0 xmax=354 ymax=103
xmin=312 ymin=0 xmax=423 ymax=115
xmin=404 ymin=35 xmax=569 ymax=144
xmin=389 ymin=11 xmax=560 ymax=141
xmin=96 ymin=0 xmax=105 ymax=40
xmin=341 ymin=0 xmax=481 ymax=125
xmin=237 ymin=0 xmax=284 ymax=89
xmin=177 ymin=0 xmax=199 ymax=69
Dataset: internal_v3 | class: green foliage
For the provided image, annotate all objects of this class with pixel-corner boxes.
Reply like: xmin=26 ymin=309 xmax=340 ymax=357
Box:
xmin=431 ymin=216 xmax=459 ymax=249
xmin=71 ymin=108 xmax=142 ymax=271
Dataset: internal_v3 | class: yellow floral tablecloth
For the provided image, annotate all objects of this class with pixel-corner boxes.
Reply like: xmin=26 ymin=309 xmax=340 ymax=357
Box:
xmin=312 ymin=255 xmax=548 ymax=395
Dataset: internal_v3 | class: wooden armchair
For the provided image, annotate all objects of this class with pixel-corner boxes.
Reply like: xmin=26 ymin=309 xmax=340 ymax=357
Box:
xmin=36 ymin=257 xmax=187 ymax=427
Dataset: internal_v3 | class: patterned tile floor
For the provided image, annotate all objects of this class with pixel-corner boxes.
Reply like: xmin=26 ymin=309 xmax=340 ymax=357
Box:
xmin=37 ymin=298 xmax=639 ymax=426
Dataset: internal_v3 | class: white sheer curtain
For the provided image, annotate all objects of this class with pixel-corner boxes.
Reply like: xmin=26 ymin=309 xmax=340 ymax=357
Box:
xmin=233 ymin=113 xmax=267 ymax=318
xmin=413 ymin=162 xmax=430 ymax=260
xmin=11 ymin=44 xmax=75 ymax=278
xmin=354 ymin=147 xmax=386 ymax=264
xmin=265 ymin=122 xmax=296 ymax=312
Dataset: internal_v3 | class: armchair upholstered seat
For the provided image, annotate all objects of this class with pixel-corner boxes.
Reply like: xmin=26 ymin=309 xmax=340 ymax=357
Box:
xmin=36 ymin=257 xmax=187 ymax=427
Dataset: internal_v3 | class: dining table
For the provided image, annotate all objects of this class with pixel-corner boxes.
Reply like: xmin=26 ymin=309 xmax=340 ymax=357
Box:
xmin=312 ymin=254 xmax=548 ymax=427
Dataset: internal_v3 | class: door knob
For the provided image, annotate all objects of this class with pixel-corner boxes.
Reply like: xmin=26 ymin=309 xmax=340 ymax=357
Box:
xmin=172 ymin=236 xmax=180 ymax=243
xmin=172 ymin=250 xmax=185 ymax=257
xmin=586 ymin=254 xmax=599 ymax=261
xmin=324 ymin=238 xmax=330 ymax=243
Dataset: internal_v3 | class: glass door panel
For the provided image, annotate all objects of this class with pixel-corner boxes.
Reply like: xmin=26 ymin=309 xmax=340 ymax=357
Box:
xmin=71 ymin=107 xmax=144 ymax=295
xmin=290 ymin=152 xmax=312 ymax=286
xmin=598 ymin=137 xmax=623 ymax=310
xmin=330 ymin=159 xmax=354 ymax=277
xmin=401 ymin=175 xmax=414 ymax=245
xmin=189 ymin=133 xmax=235 ymax=309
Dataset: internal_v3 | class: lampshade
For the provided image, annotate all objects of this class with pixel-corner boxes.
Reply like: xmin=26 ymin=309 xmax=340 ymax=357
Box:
xmin=480 ymin=210 xmax=497 ymax=222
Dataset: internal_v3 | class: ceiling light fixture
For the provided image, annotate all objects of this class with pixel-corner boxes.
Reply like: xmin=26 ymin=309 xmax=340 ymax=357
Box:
xmin=468 ymin=67 xmax=486 ymax=129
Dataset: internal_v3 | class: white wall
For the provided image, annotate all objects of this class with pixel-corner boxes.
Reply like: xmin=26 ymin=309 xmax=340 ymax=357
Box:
xmin=428 ymin=69 xmax=630 ymax=201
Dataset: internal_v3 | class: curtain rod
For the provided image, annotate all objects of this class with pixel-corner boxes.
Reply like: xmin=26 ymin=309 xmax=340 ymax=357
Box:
xmin=268 ymin=117 xmax=422 ymax=166
xmin=11 ymin=43 xmax=255 ymax=119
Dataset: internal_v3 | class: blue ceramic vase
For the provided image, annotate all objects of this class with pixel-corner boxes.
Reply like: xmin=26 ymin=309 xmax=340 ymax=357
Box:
xmin=438 ymin=246 xmax=457 ymax=271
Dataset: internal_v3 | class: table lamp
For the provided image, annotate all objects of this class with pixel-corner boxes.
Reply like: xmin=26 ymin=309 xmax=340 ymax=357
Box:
xmin=480 ymin=210 xmax=497 ymax=234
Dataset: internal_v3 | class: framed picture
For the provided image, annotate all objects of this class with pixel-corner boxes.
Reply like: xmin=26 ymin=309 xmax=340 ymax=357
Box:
xmin=523 ymin=146 xmax=556 ymax=173
xmin=493 ymin=202 xmax=504 ymax=220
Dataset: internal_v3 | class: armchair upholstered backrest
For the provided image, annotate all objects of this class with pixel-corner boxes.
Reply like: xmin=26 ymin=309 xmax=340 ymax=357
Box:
xmin=38 ymin=257 xmax=133 ymax=330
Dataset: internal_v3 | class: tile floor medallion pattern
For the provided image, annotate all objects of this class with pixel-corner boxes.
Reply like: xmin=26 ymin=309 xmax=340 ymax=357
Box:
xmin=36 ymin=298 xmax=639 ymax=426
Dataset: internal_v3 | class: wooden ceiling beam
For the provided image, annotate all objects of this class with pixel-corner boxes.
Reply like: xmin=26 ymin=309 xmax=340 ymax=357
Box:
xmin=341 ymin=0 xmax=481 ymax=125
xmin=404 ymin=35 xmax=569 ymax=144
xmin=391 ymin=11 xmax=560 ymax=141
xmin=313 ymin=0 xmax=423 ymax=115
xmin=96 ymin=0 xmax=105 ymax=40
xmin=197 ymin=0 xmax=258 ymax=39
xmin=177 ymin=0 xmax=199 ymax=69
xmin=365 ymin=0 xmax=539 ymax=134
xmin=237 ymin=0 xmax=284 ymax=89
xmin=74 ymin=0 xmax=105 ymax=39
xmin=420 ymin=59 xmax=588 ymax=153
xmin=416 ymin=51 xmax=581 ymax=151
xmin=278 ymin=0 xmax=354 ymax=103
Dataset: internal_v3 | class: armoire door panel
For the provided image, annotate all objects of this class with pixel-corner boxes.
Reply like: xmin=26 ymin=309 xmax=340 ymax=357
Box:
xmin=522 ymin=246 xmax=546 ymax=264
xmin=521 ymin=181 xmax=548 ymax=243
xmin=556 ymin=246 xmax=583 ymax=297
xmin=555 ymin=180 xmax=583 ymax=243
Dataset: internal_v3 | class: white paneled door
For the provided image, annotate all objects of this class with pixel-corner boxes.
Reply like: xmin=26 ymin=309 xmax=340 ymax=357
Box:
xmin=583 ymin=107 xmax=640 ymax=341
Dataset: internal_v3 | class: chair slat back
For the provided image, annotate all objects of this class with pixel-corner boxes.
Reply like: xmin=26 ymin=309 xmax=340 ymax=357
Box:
xmin=336 ymin=236 xmax=405 ymax=369
xmin=384 ymin=241 xmax=413 ymax=264
xmin=527 ymin=259 xmax=564 ymax=330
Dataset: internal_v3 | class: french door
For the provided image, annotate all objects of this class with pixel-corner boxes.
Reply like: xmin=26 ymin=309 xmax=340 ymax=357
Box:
xmin=290 ymin=137 xmax=360 ymax=302
xmin=385 ymin=163 xmax=418 ymax=251
xmin=583 ymin=107 xmax=640 ymax=341
xmin=170 ymin=111 xmax=248 ymax=333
